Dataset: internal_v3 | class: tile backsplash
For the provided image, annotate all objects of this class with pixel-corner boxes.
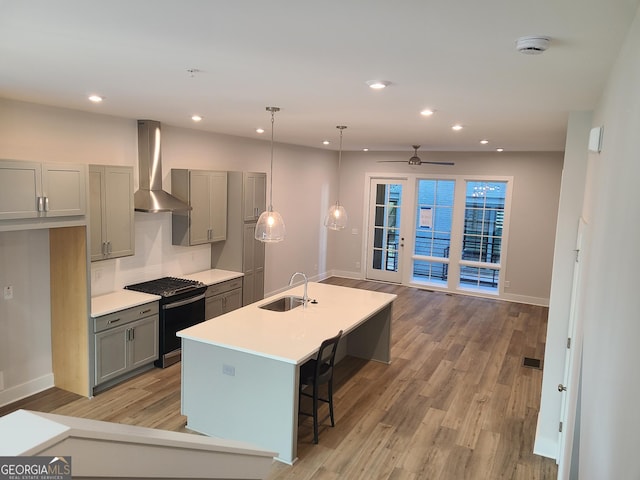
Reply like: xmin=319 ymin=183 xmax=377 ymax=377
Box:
xmin=90 ymin=212 xmax=211 ymax=296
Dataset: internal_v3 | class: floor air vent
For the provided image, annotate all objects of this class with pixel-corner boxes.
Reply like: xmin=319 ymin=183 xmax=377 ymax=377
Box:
xmin=522 ymin=357 xmax=542 ymax=370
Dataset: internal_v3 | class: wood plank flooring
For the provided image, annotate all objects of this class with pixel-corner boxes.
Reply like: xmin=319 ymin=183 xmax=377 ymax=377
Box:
xmin=0 ymin=278 xmax=558 ymax=479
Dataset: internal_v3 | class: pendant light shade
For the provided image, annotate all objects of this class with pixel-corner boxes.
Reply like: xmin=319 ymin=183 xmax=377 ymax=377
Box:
xmin=255 ymin=107 xmax=286 ymax=243
xmin=324 ymin=125 xmax=349 ymax=231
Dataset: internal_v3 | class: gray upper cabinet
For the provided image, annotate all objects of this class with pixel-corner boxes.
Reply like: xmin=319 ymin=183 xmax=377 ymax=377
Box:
xmin=172 ymin=169 xmax=228 ymax=246
xmin=243 ymin=172 xmax=266 ymax=222
xmin=89 ymin=165 xmax=135 ymax=262
xmin=0 ymin=160 xmax=86 ymax=220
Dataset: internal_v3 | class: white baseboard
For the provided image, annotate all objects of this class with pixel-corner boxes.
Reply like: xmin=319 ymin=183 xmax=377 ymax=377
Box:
xmin=0 ymin=373 xmax=54 ymax=408
xmin=501 ymin=292 xmax=550 ymax=307
xmin=534 ymin=435 xmax=559 ymax=461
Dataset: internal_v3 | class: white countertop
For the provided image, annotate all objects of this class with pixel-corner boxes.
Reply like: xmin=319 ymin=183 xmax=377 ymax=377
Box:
xmin=177 ymin=282 xmax=397 ymax=365
xmin=182 ymin=268 xmax=243 ymax=286
xmin=90 ymin=269 xmax=243 ymax=317
xmin=91 ymin=290 xmax=160 ymax=317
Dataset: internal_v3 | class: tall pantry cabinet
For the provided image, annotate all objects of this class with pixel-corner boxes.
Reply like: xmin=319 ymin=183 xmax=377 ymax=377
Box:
xmin=211 ymin=172 xmax=266 ymax=306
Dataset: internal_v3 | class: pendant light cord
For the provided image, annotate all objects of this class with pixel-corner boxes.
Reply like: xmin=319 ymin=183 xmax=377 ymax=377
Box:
xmin=336 ymin=125 xmax=347 ymax=206
xmin=266 ymin=106 xmax=280 ymax=211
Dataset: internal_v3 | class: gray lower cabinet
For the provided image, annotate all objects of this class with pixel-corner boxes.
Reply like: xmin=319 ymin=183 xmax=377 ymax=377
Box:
xmin=205 ymin=278 xmax=243 ymax=320
xmin=93 ymin=302 xmax=159 ymax=388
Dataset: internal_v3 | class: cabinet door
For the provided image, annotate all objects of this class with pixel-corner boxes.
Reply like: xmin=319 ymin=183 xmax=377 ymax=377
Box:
xmin=104 ymin=166 xmax=134 ymax=258
xmin=0 ymin=160 xmax=41 ymax=220
xmin=243 ymin=173 xmax=266 ymax=222
xmin=209 ymin=171 xmax=228 ymax=242
xmin=189 ymin=171 xmax=212 ymax=245
xmin=205 ymin=294 xmax=225 ymax=320
xmin=89 ymin=167 xmax=106 ymax=261
xmin=95 ymin=325 xmax=128 ymax=385
xmin=242 ymin=223 xmax=265 ymax=304
xmin=223 ymin=288 xmax=243 ymax=313
xmin=129 ymin=315 xmax=159 ymax=369
xmin=42 ymin=163 xmax=86 ymax=216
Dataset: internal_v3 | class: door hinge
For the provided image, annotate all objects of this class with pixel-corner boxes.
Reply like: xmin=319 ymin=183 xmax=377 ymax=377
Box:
xmin=567 ymin=337 xmax=571 ymax=349
xmin=559 ymin=421 xmax=563 ymax=433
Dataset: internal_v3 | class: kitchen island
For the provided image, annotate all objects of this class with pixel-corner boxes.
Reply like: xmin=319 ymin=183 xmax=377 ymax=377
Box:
xmin=177 ymin=281 xmax=397 ymax=464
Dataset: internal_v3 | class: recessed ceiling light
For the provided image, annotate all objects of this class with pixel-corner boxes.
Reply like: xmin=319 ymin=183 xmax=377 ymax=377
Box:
xmin=191 ymin=115 xmax=202 ymax=122
xmin=256 ymin=128 xmax=265 ymax=134
xmin=497 ymin=148 xmax=504 ymax=152
xmin=420 ymin=109 xmax=435 ymax=117
xmin=452 ymin=124 xmax=463 ymax=131
xmin=363 ymin=148 xmax=369 ymax=152
xmin=88 ymin=95 xmax=103 ymax=103
xmin=480 ymin=139 xmax=489 ymax=144
xmin=366 ymin=80 xmax=391 ymax=90
xmin=323 ymin=140 xmax=330 ymax=145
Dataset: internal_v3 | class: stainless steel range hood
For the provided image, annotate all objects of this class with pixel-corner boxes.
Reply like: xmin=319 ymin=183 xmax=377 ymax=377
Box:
xmin=134 ymin=120 xmax=191 ymax=212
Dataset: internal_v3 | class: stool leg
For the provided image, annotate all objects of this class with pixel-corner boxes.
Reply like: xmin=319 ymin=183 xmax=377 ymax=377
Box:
xmin=328 ymin=379 xmax=335 ymax=427
xmin=312 ymin=384 xmax=319 ymax=444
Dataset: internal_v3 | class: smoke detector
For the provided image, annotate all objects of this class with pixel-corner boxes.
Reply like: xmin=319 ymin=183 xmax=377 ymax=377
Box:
xmin=516 ymin=35 xmax=551 ymax=55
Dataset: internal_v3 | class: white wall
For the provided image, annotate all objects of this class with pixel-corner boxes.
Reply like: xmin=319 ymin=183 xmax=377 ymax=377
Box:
xmin=534 ymin=111 xmax=591 ymax=459
xmin=0 ymin=229 xmax=53 ymax=405
xmin=575 ymin=5 xmax=640 ymax=478
xmin=335 ymin=150 xmax=563 ymax=304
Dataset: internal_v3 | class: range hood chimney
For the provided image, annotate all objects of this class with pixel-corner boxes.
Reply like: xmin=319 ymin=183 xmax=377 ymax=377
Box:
xmin=134 ymin=120 xmax=191 ymax=212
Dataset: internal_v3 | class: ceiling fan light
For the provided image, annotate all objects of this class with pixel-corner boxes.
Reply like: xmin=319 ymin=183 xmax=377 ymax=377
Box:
xmin=324 ymin=203 xmax=348 ymax=230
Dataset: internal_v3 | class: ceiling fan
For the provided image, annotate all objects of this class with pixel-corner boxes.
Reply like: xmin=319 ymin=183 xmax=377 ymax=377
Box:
xmin=378 ymin=145 xmax=455 ymax=166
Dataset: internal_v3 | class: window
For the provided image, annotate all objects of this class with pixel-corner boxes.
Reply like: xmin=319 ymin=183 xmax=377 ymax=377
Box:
xmin=459 ymin=181 xmax=506 ymax=291
xmin=412 ymin=179 xmax=455 ymax=286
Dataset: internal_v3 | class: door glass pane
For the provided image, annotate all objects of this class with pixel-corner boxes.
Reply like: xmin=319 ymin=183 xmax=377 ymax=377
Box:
xmin=371 ymin=184 xmax=402 ymax=273
xmin=413 ymin=179 xmax=454 ymax=284
xmin=460 ymin=181 xmax=506 ymax=291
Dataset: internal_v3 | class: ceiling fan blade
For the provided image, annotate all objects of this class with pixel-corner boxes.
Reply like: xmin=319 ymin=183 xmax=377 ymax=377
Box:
xmin=377 ymin=160 xmax=413 ymax=163
xmin=420 ymin=161 xmax=455 ymax=166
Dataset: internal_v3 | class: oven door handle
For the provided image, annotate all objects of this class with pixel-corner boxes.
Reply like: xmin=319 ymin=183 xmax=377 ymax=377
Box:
xmin=162 ymin=293 xmax=206 ymax=310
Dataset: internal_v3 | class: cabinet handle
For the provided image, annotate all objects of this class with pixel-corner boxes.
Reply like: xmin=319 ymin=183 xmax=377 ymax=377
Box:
xmin=107 ymin=241 xmax=112 ymax=254
xmin=222 ymin=297 xmax=227 ymax=308
xmin=108 ymin=317 xmax=121 ymax=325
xmin=130 ymin=328 xmax=135 ymax=341
xmin=44 ymin=196 xmax=49 ymax=212
xmin=37 ymin=197 xmax=44 ymax=212
xmin=139 ymin=308 xmax=151 ymax=315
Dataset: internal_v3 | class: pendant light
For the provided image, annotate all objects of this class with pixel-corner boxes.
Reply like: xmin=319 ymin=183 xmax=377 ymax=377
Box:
xmin=255 ymin=107 xmax=286 ymax=243
xmin=324 ymin=125 xmax=348 ymax=230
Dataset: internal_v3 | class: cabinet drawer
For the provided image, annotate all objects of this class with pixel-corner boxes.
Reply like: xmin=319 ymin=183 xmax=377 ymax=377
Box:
xmin=205 ymin=278 xmax=243 ymax=297
xmin=93 ymin=301 xmax=159 ymax=333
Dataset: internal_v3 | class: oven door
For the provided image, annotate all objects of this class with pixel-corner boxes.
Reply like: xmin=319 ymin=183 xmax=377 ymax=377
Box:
xmin=158 ymin=291 xmax=206 ymax=367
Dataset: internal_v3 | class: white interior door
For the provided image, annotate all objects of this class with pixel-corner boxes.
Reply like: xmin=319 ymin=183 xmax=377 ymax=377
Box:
xmin=557 ymin=217 xmax=587 ymax=478
xmin=366 ymin=178 xmax=407 ymax=283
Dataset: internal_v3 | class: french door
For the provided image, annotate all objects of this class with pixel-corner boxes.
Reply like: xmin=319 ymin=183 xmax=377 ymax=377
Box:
xmin=366 ymin=178 xmax=407 ymax=283
xmin=366 ymin=174 xmax=511 ymax=296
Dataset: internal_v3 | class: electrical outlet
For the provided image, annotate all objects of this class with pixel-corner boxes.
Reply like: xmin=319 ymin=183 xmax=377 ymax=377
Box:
xmin=3 ymin=286 xmax=13 ymax=300
xmin=355 ymin=261 xmax=361 ymax=269
xmin=504 ymin=280 xmax=511 ymax=288
xmin=222 ymin=364 xmax=235 ymax=376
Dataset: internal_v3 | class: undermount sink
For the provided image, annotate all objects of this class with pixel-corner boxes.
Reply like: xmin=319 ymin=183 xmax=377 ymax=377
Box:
xmin=259 ymin=295 xmax=305 ymax=312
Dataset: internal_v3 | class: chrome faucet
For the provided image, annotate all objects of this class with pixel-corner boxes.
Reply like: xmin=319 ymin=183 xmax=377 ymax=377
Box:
xmin=289 ymin=272 xmax=309 ymax=306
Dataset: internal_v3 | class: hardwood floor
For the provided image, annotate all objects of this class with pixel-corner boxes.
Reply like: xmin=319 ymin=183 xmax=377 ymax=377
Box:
xmin=0 ymin=278 xmax=558 ymax=479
